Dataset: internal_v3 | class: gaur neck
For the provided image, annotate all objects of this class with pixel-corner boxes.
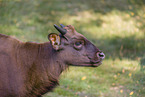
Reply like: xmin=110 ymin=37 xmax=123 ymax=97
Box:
xmin=22 ymin=42 xmax=67 ymax=96
xmin=37 ymin=42 xmax=67 ymax=76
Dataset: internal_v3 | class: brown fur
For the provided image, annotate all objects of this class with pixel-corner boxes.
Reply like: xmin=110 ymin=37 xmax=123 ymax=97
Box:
xmin=0 ymin=34 xmax=67 ymax=97
xmin=0 ymin=25 xmax=105 ymax=97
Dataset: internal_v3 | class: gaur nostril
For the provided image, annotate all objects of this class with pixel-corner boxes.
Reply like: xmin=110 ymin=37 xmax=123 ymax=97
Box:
xmin=97 ymin=52 xmax=105 ymax=59
xmin=99 ymin=53 xmax=104 ymax=57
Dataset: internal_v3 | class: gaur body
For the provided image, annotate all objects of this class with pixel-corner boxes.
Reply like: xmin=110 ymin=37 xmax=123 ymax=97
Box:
xmin=0 ymin=24 xmax=105 ymax=97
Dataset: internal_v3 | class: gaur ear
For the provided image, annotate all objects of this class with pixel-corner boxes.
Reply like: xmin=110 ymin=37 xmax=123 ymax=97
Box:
xmin=48 ymin=33 xmax=60 ymax=50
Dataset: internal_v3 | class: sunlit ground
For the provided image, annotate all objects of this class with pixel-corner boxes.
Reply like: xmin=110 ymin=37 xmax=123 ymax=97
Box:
xmin=0 ymin=0 xmax=145 ymax=97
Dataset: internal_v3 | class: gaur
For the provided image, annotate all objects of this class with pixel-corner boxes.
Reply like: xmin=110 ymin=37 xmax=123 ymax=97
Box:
xmin=0 ymin=24 xmax=105 ymax=97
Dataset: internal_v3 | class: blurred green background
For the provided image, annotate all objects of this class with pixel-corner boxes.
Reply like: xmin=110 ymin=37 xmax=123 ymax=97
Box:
xmin=0 ymin=0 xmax=145 ymax=97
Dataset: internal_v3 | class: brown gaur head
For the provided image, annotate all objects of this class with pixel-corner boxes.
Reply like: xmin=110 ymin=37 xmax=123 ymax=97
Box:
xmin=48 ymin=24 xmax=105 ymax=67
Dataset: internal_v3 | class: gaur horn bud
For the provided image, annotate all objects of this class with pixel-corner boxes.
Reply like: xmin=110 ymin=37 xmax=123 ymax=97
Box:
xmin=54 ymin=24 xmax=67 ymax=35
xmin=60 ymin=24 xmax=65 ymax=28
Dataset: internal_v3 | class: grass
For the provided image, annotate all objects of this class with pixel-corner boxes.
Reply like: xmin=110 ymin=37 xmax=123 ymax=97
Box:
xmin=0 ymin=0 xmax=145 ymax=97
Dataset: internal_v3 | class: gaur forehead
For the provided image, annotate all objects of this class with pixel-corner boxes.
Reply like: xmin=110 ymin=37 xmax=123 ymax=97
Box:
xmin=71 ymin=33 xmax=88 ymax=41
xmin=71 ymin=35 xmax=86 ymax=40
xmin=63 ymin=25 xmax=88 ymax=41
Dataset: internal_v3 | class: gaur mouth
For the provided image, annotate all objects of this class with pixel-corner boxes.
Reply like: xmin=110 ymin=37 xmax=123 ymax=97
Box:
xmin=86 ymin=60 xmax=102 ymax=67
xmin=91 ymin=61 xmax=102 ymax=67
xmin=68 ymin=60 xmax=102 ymax=67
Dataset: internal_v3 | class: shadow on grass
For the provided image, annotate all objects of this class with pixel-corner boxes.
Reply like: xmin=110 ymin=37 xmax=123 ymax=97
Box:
xmin=131 ymin=57 xmax=145 ymax=96
xmin=140 ymin=57 xmax=145 ymax=71
xmin=89 ymin=34 xmax=145 ymax=60
xmin=0 ymin=0 xmax=145 ymax=23
xmin=0 ymin=0 xmax=144 ymax=39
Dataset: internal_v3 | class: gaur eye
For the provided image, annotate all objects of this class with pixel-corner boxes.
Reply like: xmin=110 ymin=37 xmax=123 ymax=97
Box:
xmin=75 ymin=41 xmax=82 ymax=46
xmin=74 ymin=41 xmax=84 ymax=50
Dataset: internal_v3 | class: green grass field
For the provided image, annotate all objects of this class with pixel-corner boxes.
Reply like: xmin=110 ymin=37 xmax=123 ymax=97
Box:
xmin=0 ymin=0 xmax=145 ymax=97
